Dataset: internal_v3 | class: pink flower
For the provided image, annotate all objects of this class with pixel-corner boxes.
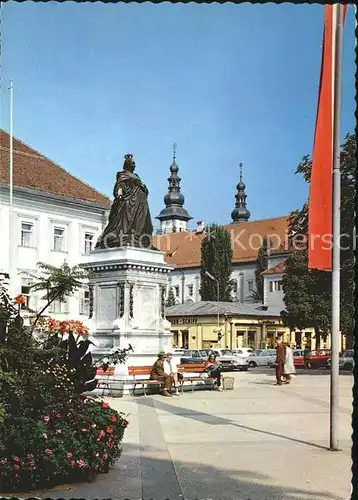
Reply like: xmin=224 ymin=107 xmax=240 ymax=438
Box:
xmin=70 ymin=460 xmax=76 ymax=467
xmin=102 ymin=453 xmax=108 ymax=460
xmin=43 ymin=415 xmax=50 ymax=423
xmin=13 ymin=456 xmax=20 ymax=462
xmin=67 ymin=452 xmax=73 ymax=459
xmin=76 ymin=459 xmax=88 ymax=468
xmin=102 ymin=402 xmax=109 ymax=408
xmin=97 ymin=430 xmax=105 ymax=441
xmin=0 ymin=458 xmax=7 ymax=465
xmin=110 ymin=416 xmax=117 ymax=423
xmin=45 ymin=449 xmax=53 ymax=456
xmin=13 ymin=464 xmax=20 ymax=472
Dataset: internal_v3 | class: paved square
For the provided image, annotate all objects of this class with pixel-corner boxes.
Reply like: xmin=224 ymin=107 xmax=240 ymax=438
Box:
xmin=28 ymin=370 xmax=352 ymax=500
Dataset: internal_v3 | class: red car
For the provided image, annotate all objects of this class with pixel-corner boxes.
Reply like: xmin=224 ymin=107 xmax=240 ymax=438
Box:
xmin=293 ymin=349 xmax=305 ymax=367
xmin=307 ymin=349 xmax=331 ymax=369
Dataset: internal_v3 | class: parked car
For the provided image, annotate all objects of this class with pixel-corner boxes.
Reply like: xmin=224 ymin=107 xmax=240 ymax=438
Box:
xmin=327 ymin=350 xmax=354 ymax=371
xmin=180 ymin=349 xmax=248 ymax=371
xmin=307 ymin=349 xmax=331 ymax=369
xmin=231 ymin=348 xmax=254 ymax=358
xmin=247 ymin=349 xmax=277 ymax=368
xmin=292 ymin=349 xmax=305 ymax=367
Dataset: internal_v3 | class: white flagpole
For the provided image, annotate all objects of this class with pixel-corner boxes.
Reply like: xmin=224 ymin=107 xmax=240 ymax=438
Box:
xmin=8 ymin=79 xmax=14 ymax=298
xmin=330 ymin=3 xmax=344 ymax=452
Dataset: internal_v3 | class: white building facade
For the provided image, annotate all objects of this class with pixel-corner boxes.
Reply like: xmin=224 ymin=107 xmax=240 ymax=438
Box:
xmin=0 ymin=130 xmax=110 ymax=321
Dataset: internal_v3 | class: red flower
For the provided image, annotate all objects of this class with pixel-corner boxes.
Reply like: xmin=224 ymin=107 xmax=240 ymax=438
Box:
xmin=45 ymin=449 xmax=54 ymax=456
xmin=43 ymin=415 xmax=50 ymax=423
xmin=102 ymin=402 xmax=109 ymax=408
xmin=110 ymin=416 xmax=117 ymax=423
xmin=14 ymin=294 xmax=26 ymax=305
xmin=106 ymin=426 xmax=113 ymax=434
xmin=67 ymin=452 xmax=73 ymax=459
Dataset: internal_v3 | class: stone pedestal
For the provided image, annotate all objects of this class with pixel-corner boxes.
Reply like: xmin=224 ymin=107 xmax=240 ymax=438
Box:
xmin=82 ymin=246 xmax=174 ymax=389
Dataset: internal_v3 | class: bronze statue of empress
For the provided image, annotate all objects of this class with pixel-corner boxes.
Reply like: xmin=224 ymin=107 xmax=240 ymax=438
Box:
xmin=95 ymin=154 xmax=153 ymax=249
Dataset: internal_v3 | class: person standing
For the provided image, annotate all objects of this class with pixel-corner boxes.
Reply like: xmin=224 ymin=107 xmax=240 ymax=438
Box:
xmin=304 ymin=344 xmax=312 ymax=370
xmin=275 ymin=337 xmax=286 ymax=386
xmin=150 ymin=353 xmax=174 ymax=397
xmin=164 ymin=352 xmax=183 ymax=396
xmin=283 ymin=343 xmax=296 ymax=384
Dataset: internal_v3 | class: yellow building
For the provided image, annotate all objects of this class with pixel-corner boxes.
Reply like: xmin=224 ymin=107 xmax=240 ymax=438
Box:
xmin=165 ymin=301 xmax=329 ymax=351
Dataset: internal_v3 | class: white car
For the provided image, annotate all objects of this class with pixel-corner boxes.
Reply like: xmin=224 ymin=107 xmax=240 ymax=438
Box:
xmin=231 ymin=348 xmax=254 ymax=358
xmin=209 ymin=349 xmax=249 ymax=371
xmin=327 ymin=350 xmax=354 ymax=371
xmin=247 ymin=349 xmax=277 ymax=368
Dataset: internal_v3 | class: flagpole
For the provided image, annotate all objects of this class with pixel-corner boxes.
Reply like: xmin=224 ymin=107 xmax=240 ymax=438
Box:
xmin=330 ymin=3 xmax=344 ymax=452
xmin=8 ymin=79 xmax=13 ymax=298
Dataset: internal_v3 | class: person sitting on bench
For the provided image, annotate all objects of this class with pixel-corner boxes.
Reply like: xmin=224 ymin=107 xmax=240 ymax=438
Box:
xmin=204 ymin=353 xmax=222 ymax=391
xmin=150 ymin=353 xmax=174 ymax=397
xmin=164 ymin=352 xmax=183 ymax=396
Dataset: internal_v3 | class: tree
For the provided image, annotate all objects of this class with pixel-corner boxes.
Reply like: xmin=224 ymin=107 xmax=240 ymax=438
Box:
xmin=281 ymin=134 xmax=355 ymax=348
xmin=166 ymin=287 xmax=176 ymax=307
xmin=25 ymin=262 xmax=89 ymax=333
xmin=251 ymin=236 xmax=269 ymax=302
xmin=199 ymin=224 xmax=233 ymax=301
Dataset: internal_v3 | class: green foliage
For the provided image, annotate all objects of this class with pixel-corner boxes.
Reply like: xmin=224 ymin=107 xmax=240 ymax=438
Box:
xmin=25 ymin=262 xmax=89 ymax=333
xmin=0 ymin=396 xmax=129 ymax=492
xmin=0 ymin=278 xmax=129 ymax=492
xmin=199 ymin=224 xmax=233 ymax=301
xmin=281 ymin=134 xmax=355 ymax=347
xmin=251 ymin=236 xmax=269 ymax=302
xmin=166 ymin=287 xmax=176 ymax=307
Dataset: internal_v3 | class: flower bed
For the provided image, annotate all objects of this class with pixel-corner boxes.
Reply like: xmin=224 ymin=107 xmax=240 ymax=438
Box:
xmin=0 ymin=395 xmax=129 ymax=493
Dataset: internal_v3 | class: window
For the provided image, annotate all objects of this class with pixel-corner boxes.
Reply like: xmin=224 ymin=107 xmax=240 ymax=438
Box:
xmin=49 ymin=298 xmax=69 ymax=314
xmin=79 ymin=289 xmax=90 ymax=315
xmin=53 ymin=227 xmax=65 ymax=252
xmin=174 ymin=286 xmax=180 ymax=297
xmin=247 ymin=280 xmax=254 ymax=292
xmin=21 ymin=278 xmax=32 ymax=309
xmin=187 ymin=284 xmax=193 ymax=296
xmin=21 ymin=222 xmax=34 ymax=247
xmin=84 ymin=233 xmax=94 ymax=255
xmin=269 ymin=280 xmax=283 ymax=292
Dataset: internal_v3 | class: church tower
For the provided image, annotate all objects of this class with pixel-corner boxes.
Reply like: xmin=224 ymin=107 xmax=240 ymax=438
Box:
xmin=156 ymin=144 xmax=192 ymax=234
xmin=231 ymin=162 xmax=251 ymax=224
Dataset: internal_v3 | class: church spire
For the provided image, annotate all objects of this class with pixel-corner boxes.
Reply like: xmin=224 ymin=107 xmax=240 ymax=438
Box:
xmin=231 ymin=162 xmax=250 ymax=224
xmin=155 ymin=144 xmax=192 ymax=234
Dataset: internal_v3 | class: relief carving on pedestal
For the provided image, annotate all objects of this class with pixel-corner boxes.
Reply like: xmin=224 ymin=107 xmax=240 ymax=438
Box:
xmin=129 ymin=284 xmax=134 ymax=319
xmin=117 ymin=283 xmax=125 ymax=318
xmin=88 ymin=285 xmax=94 ymax=319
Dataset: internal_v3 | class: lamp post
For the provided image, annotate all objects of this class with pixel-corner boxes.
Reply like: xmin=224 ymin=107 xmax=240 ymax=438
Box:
xmin=204 ymin=270 xmax=220 ymax=334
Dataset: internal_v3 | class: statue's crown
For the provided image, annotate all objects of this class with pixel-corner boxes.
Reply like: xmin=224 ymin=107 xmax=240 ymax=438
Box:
xmin=124 ymin=153 xmax=133 ymax=160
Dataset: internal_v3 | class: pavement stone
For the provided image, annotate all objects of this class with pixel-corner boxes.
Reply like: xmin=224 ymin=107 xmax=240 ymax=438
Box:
xmin=16 ymin=370 xmax=353 ymax=500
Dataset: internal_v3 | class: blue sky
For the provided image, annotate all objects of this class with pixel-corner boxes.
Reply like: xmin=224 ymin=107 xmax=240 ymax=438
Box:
xmin=1 ymin=3 xmax=355 ymax=230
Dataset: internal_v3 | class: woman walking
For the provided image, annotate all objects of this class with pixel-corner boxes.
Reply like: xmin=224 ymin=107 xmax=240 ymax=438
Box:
xmin=283 ymin=343 xmax=296 ymax=384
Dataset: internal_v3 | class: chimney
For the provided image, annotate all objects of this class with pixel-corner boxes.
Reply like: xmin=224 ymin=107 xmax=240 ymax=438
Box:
xmin=196 ymin=220 xmax=205 ymax=233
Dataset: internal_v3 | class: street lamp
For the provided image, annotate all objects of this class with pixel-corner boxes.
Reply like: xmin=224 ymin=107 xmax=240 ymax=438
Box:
xmin=204 ymin=270 xmax=220 ymax=334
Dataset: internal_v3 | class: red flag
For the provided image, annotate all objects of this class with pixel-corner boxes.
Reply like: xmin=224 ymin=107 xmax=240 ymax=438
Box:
xmin=308 ymin=5 xmax=348 ymax=271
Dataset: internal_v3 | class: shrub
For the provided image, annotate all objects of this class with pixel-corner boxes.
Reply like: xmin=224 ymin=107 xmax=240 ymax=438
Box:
xmin=0 ymin=395 xmax=129 ymax=492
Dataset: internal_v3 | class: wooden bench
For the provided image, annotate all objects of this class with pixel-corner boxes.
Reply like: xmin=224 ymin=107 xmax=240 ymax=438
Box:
xmin=128 ymin=364 xmax=217 ymax=396
xmin=96 ymin=366 xmax=115 ymax=396
xmin=128 ymin=366 xmax=165 ymax=396
xmin=178 ymin=363 xmax=216 ymax=392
